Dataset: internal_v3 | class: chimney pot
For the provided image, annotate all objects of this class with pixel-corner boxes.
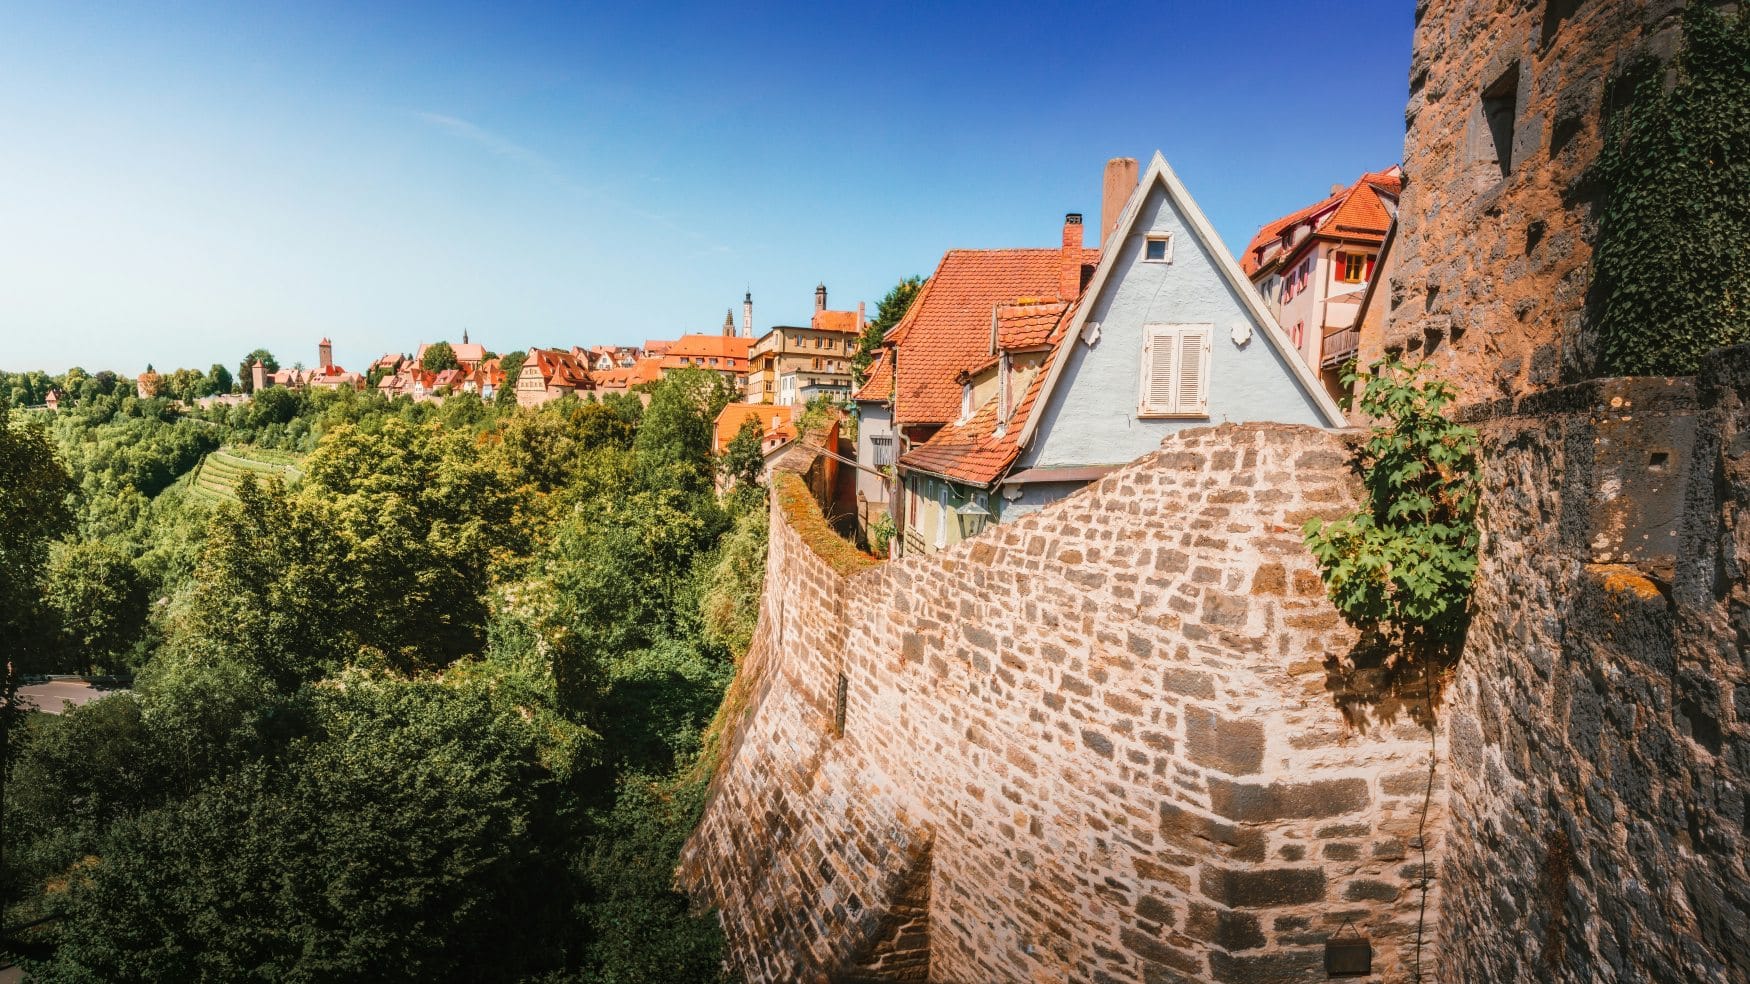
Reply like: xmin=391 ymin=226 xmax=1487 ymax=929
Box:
xmin=1101 ymin=157 xmax=1139 ymax=247
xmin=1060 ymin=213 xmax=1085 ymax=301
xmin=1331 ymin=183 xmax=1346 ymax=197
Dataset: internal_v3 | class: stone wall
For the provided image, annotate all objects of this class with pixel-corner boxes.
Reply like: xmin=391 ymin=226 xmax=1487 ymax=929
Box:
xmin=1386 ymin=0 xmax=1692 ymax=401
xmin=681 ymin=423 xmax=1445 ymax=983
xmin=1437 ymin=350 xmax=1750 ymax=982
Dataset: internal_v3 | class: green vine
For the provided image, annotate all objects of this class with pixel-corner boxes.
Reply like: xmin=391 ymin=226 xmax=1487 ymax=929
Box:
xmin=1304 ymin=355 xmax=1480 ymax=655
xmin=1593 ymin=5 xmax=1750 ymax=376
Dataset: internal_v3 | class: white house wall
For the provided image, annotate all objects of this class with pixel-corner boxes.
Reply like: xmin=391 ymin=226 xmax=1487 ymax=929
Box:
xmin=1021 ymin=182 xmax=1329 ymax=471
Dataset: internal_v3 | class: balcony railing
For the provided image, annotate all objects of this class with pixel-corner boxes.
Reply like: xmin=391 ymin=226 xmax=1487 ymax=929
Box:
xmin=1322 ymin=325 xmax=1359 ymax=369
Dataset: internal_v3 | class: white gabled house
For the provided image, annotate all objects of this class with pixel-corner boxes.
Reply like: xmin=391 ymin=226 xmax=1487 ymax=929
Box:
xmin=1002 ymin=151 xmax=1346 ymax=513
xmin=889 ymin=152 xmax=1347 ymax=547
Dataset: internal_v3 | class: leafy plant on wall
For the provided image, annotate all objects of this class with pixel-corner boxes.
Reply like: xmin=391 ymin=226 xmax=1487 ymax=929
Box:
xmin=1304 ymin=354 xmax=1480 ymax=660
xmin=1592 ymin=5 xmax=1750 ymax=376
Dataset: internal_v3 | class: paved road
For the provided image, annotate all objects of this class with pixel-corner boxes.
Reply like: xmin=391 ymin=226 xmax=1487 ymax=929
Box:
xmin=17 ymin=679 xmax=126 ymax=715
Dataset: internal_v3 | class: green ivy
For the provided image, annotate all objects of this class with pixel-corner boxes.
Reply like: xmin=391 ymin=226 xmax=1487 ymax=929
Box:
xmin=1304 ymin=355 xmax=1480 ymax=653
xmin=1593 ymin=5 xmax=1750 ymax=376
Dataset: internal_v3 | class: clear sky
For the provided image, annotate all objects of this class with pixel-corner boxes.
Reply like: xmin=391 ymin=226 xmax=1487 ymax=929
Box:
xmin=1 ymin=1 xmax=1414 ymax=375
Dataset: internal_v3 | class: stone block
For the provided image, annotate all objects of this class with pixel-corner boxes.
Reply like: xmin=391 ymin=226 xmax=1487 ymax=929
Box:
xmin=1160 ymin=800 xmax=1266 ymax=862
xmin=1199 ymin=866 xmax=1326 ymax=908
xmin=1206 ymin=777 xmax=1371 ymax=823
xmin=1207 ymin=947 xmax=1324 ymax=984
xmin=1163 ymin=668 xmax=1216 ymax=699
xmin=1184 ymin=902 xmax=1266 ymax=951
xmin=1185 ymin=706 xmax=1266 ymax=775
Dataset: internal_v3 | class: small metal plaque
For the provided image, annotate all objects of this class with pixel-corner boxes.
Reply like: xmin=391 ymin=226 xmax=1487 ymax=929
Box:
xmin=1325 ymin=937 xmax=1373 ymax=977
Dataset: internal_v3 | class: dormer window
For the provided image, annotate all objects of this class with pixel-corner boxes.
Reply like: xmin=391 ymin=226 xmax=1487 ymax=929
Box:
xmin=1144 ymin=235 xmax=1173 ymax=263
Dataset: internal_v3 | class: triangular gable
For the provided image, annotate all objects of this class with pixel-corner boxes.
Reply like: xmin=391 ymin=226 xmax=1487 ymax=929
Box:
xmin=1017 ymin=151 xmax=1346 ymax=448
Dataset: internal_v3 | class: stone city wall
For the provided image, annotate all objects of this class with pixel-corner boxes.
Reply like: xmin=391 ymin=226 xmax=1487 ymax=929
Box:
xmin=681 ymin=422 xmax=1446 ymax=983
xmin=1437 ymin=350 xmax=1750 ymax=983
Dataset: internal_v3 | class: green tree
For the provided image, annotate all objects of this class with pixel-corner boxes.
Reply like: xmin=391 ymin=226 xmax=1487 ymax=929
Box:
xmin=633 ymin=368 xmax=735 ymax=493
xmin=237 ymin=349 xmax=277 ymax=394
xmin=721 ymin=415 xmax=766 ymax=490
xmin=851 ymin=275 xmax=923 ymax=387
xmin=206 ymin=363 xmax=234 ymax=396
xmin=46 ymin=540 xmax=150 ymax=671
xmin=421 ymin=341 xmax=459 ymax=373
xmin=39 ymin=677 xmax=572 ymax=984
xmin=0 ymin=410 xmax=76 ymax=671
xmin=495 ymin=350 xmax=527 ymax=408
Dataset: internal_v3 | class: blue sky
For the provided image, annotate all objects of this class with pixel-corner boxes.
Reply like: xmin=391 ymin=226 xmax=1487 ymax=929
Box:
xmin=1 ymin=1 xmax=1414 ymax=375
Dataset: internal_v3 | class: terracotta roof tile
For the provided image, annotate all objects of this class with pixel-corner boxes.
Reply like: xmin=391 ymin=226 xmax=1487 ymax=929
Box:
xmin=659 ymin=334 xmax=752 ymax=372
xmin=810 ymin=310 xmax=862 ymax=333
xmin=713 ymin=403 xmax=797 ymax=453
xmin=527 ymin=347 xmax=594 ymax=389
xmin=897 ymin=302 xmax=1075 ymax=487
xmin=1241 ymin=168 xmax=1401 ymax=276
xmin=996 ymin=300 xmax=1069 ymax=350
xmin=854 ymin=349 xmax=894 ymax=403
xmin=875 ymin=247 xmax=1096 ymax=424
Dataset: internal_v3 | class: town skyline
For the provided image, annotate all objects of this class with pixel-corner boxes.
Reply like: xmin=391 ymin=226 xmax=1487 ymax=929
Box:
xmin=1 ymin=0 xmax=1412 ymax=374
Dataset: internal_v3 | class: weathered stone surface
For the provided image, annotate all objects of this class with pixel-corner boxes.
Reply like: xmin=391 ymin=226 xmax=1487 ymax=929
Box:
xmin=1184 ymin=903 xmax=1266 ymax=951
xmin=1199 ymin=867 xmax=1326 ymax=908
xmin=1206 ymin=777 xmax=1370 ymax=822
xmin=1184 ymin=706 xmax=1266 ymax=775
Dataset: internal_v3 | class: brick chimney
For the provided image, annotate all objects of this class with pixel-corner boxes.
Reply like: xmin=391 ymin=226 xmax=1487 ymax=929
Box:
xmin=1101 ymin=157 xmax=1138 ymax=247
xmin=1060 ymin=213 xmax=1084 ymax=301
xmin=743 ymin=291 xmax=753 ymax=337
xmin=319 ymin=337 xmax=333 ymax=369
xmin=857 ymin=301 xmax=866 ymax=329
xmin=815 ymin=283 xmax=827 ymax=314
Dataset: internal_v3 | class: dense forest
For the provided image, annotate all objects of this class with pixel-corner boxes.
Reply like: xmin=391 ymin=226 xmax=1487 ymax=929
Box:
xmin=0 ymin=366 xmax=775 ymax=981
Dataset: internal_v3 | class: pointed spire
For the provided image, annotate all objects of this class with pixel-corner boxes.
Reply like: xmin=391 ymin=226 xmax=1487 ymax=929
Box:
xmin=724 ymin=309 xmax=735 ymax=336
xmin=463 ymin=328 xmax=470 ymax=345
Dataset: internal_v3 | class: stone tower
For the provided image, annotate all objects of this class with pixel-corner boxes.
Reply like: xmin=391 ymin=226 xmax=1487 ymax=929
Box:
xmin=319 ymin=337 xmax=333 ymax=369
xmin=1384 ymin=0 xmax=1698 ymax=401
xmin=723 ymin=309 xmax=735 ymax=337
xmin=814 ymin=282 xmax=827 ymax=314
xmin=743 ymin=290 xmax=753 ymax=338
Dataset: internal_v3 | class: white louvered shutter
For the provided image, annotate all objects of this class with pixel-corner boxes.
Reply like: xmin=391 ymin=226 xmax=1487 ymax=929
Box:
xmin=1141 ymin=326 xmax=1177 ymax=414
xmin=1176 ymin=326 xmax=1210 ymax=414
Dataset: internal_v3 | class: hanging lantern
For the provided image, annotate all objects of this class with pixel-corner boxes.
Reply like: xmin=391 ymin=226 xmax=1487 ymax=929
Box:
xmin=1324 ymin=918 xmax=1372 ymax=977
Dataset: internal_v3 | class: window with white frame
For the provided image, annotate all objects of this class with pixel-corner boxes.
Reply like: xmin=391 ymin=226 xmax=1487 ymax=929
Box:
xmin=1138 ymin=324 xmax=1211 ymax=417
xmin=1143 ymin=234 xmax=1173 ymax=263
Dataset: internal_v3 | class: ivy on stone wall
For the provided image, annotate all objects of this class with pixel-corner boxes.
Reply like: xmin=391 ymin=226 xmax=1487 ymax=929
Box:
xmin=1593 ymin=5 xmax=1750 ymax=376
xmin=1304 ymin=355 xmax=1480 ymax=655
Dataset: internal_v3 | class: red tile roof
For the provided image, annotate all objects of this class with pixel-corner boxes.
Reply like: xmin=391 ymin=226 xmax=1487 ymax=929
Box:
xmin=713 ymin=403 xmax=797 ymax=453
xmin=996 ymin=300 xmax=1068 ymax=350
xmin=526 ymin=347 xmax=593 ymax=389
xmin=860 ymin=247 xmax=1096 ymax=424
xmin=810 ymin=309 xmax=862 ymax=333
xmin=898 ymin=302 xmax=1074 ymax=487
xmin=855 ymin=349 xmax=893 ymax=403
xmin=659 ymin=334 xmax=752 ymax=372
xmin=1240 ymin=168 xmax=1401 ymax=276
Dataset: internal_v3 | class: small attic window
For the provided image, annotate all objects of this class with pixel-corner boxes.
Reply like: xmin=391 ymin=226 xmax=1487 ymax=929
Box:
xmin=1144 ymin=235 xmax=1173 ymax=263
